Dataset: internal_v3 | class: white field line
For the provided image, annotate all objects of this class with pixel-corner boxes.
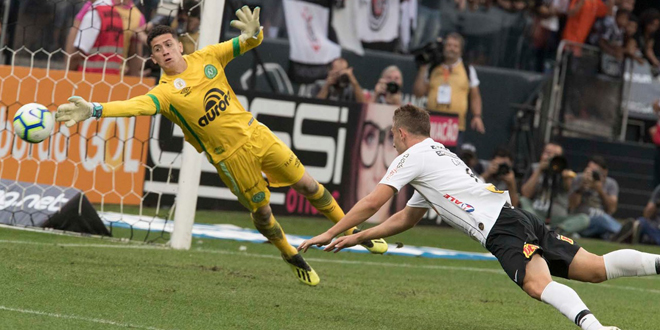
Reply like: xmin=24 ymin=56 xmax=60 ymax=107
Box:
xmin=0 ymin=306 xmax=169 ymax=330
xmin=0 ymin=239 xmax=658 ymax=295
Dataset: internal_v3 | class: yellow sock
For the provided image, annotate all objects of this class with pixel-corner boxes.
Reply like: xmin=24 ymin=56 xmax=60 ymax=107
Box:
xmin=306 ymin=184 xmax=356 ymax=235
xmin=252 ymin=215 xmax=298 ymax=258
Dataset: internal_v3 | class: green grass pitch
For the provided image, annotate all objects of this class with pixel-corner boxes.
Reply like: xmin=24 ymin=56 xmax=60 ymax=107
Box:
xmin=0 ymin=210 xmax=658 ymax=329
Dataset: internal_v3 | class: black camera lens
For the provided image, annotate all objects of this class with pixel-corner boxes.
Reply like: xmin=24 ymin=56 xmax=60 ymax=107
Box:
xmin=336 ymin=74 xmax=350 ymax=89
xmin=548 ymin=156 xmax=568 ymax=174
xmin=497 ymin=163 xmax=511 ymax=177
xmin=386 ymin=82 xmax=400 ymax=94
xmin=592 ymin=171 xmax=601 ymax=181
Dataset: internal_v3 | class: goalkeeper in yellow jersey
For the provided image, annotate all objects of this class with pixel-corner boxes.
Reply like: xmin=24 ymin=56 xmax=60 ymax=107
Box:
xmin=55 ymin=6 xmax=387 ymax=286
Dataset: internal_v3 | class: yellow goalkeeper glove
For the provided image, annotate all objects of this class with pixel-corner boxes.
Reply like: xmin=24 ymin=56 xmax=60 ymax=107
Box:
xmin=55 ymin=96 xmax=102 ymax=127
xmin=230 ymin=5 xmax=261 ymax=43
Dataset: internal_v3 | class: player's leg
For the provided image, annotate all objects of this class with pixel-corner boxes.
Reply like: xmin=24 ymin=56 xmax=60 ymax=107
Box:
xmin=258 ymin=126 xmax=388 ymax=254
xmin=251 ymin=204 xmax=319 ymax=286
xmin=568 ymin=247 xmax=660 ymax=283
xmin=524 ymin=254 xmax=607 ymax=330
xmin=214 ymin=146 xmax=319 ymax=286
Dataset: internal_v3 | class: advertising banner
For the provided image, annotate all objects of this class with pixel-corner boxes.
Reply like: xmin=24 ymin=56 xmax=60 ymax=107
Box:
xmin=0 ymin=65 xmax=155 ymax=205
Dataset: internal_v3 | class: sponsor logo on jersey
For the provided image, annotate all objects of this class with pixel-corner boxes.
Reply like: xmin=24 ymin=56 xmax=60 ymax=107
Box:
xmin=251 ymin=192 xmax=266 ymax=203
xmin=443 ymin=194 xmax=475 ymax=213
xmin=199 ymin=88 xmax=231 ymax=127
xmin=523 ymin=243 xmax=540 ymax=259
xmin=174 ymin=78 xmax=186 ymax=90
xmin=556 ymin=234 xmax=574 ymax=245
xmin=396 ymin=153 xmax=409 ymax=168
xmin=204 ymin=64 xmax=218 ymax=79
xmin=179 ymin=86 xmax=192 ymax=97
xmin=369 ymin=0 xmax=389 ymax=31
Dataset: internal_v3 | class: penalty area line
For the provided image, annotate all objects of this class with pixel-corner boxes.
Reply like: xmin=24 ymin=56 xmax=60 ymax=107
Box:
xmin=0 ymin=306 xmax=169 ymax=330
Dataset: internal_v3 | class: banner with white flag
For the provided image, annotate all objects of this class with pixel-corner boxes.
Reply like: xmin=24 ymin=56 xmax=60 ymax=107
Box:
xmin=283 ymin=0 xmax=341 ymax=82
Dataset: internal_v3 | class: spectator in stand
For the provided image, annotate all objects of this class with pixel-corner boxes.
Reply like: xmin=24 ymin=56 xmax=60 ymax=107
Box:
xmin=625 ymin=15 xmax=646 ymax=64
xmin=569 ymin=156 xmax=621 ymax=240
xmin=411 ymin=0 xmax=442 ymax=50
xmin=369 ymin=65 xmax=403 ymax=107
xmin=311 ymin=58 xmax=365 ymax=103
xmin=69 ymin=0 xmax=125 ymax=75
xmin=520 ymin=142 xmax=589 ymax=236
xmin=532 ymin=0 xmax=570 ymax=73
xmin=637 ymin=9 xmax=660 ymax=74
xmin=140 ymin=0 xmax=200 ymax=55
xmin=67 ymin=0 xmax=146 ymax=76
xmin=562 ymin=0 xmax=614 ymax=54
xmin=413 ymin=33 xmax=485 ymax=148
xmin=596 ymin=9 xmax=630 ymax=76
xmin=480 ymin=147 xmax=520 ymax=207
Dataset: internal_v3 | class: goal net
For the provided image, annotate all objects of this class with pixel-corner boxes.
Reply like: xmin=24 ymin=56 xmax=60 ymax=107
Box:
xmin=0 ymin=0 xmax=207 ymax=243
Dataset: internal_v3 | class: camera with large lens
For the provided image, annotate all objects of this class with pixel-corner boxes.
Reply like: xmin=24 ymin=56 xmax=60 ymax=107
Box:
xmin=335 ymin=74 xmax=350 ymax=89
xmin=412 ymin=40 xmax=444 ymax=68
xmin=592 ymin=170 xmax=601 ymax=181
xmin=386 ymin=81 xmax=400 ymax=94
xmin=496 ymin=163 xmax=511 ymax=177
xmin=548 ymin=156 xmax=568 ymax=174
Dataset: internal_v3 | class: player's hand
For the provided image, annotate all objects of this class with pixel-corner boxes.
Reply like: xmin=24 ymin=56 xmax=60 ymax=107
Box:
xmin=55 ymin=96 xmax=93 ymax=127
xmin=230 ymin=5 xmax=261 ymax=43
xmin=323 ymin=235 xmax=360 ymax=253
xmin=298 ymin=232 xmax=334 ymax=253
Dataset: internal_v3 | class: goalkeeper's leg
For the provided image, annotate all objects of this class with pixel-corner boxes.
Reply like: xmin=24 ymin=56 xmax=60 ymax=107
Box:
xmin=291 ymin=172 xmax=388 ymax=254
xmin=252 ymin=205 xmax=320 ymax=286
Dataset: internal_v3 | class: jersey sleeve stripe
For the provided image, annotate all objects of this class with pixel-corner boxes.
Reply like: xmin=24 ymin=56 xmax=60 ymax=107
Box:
xmin=168 ymin=104 xmax=209 ymax=157
xmin=147 ymin=94 xmax=160 ymax=114
xmin=232 ymin=37 xmax=240 ymax=58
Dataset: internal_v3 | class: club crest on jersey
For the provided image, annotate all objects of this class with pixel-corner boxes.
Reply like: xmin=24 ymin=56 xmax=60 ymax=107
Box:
xmin=199 ymin=88 xmax=231 ymax=127
xmin=556 ymin=234 xmax=574 ymax=245
xmin=443 ymin=194 xmax=475 ymax=213
xmin=174 ymin=78 xmax=186 ymax=90
xmin=204 ymin=64 xmax=218 ymax=79
xmin=523 ymin=243 xmax=540 ymax=259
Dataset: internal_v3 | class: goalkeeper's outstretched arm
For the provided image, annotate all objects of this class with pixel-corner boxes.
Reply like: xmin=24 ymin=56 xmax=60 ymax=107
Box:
xmin=55 ymin=94 xmax=160 ymax=127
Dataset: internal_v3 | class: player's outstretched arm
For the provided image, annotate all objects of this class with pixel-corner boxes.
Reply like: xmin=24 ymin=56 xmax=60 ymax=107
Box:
xmin=323 ymin=206 xmax=427 ymax=253
xmin=298 ymin=184 xmax=395 ymax=252
xmin=56 ymin=94 xmax=161 ymax=127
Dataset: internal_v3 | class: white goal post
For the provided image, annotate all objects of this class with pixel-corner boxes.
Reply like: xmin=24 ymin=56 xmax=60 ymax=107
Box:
xmin=170 ymin=0 xmax=226 ymax=250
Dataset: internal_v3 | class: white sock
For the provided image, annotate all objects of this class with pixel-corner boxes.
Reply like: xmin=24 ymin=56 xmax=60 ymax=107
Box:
xmin=541 ymin=281 xmax=602 ymax=329
xmin=603 ymin=249 xmax=660 ymax=279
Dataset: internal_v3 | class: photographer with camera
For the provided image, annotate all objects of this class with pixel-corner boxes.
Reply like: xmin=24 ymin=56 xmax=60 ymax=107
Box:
xmin=481 ymin=147 xmax=519 ymax=207
xmin=412 ymin=33 xmax=485 ymax=148
xmin=312 ymin=58 xmax=365 ymax=103
xmin=520 ymin=142 xmax=589 ymax=236
xmin=569 ymin=156 xmax=622 ymax=240
xmin=370 ymin=65 xmax=403 ymax=106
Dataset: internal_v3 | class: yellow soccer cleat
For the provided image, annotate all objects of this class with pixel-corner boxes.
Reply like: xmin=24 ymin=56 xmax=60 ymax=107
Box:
xmin=352 ymin=228 xmax=389 ymax=254
xmin=282 ymin=254 xmax=320 ymax=286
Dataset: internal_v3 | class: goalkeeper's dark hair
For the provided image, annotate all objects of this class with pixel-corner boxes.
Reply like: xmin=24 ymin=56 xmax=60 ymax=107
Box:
xmin=393 ymin=105 xmax=430 ymax=137
xmin=147 ymin=25 xmax=178 ymax=48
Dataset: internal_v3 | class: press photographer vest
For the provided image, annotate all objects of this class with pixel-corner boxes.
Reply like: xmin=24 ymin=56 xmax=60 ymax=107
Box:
xmin=82 ymin=5 xmax=124 ymax=75
xmin=427 ymin=60 xmax=470 ymax=131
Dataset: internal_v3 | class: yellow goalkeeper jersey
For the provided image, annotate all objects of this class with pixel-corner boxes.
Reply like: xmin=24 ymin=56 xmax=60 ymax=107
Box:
xmin=100 ymin=31 xmax=264 ymax=163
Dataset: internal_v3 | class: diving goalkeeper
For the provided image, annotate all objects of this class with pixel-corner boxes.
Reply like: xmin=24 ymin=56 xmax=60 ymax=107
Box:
xmin=55 ymin=6 xmax=387 ymax=286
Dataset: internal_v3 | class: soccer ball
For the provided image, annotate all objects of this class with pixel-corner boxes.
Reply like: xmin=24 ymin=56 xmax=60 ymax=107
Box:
xmin=13 ymin=103 xmax=54 ymax=143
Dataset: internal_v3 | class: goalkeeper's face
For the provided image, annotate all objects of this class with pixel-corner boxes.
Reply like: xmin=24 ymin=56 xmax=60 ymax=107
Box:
xmin=150 ymin=34 xmax=184 ymax=71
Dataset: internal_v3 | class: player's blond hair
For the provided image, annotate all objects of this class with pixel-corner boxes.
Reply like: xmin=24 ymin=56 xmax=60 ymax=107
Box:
xmin=393 ymin=105 xmax=430 ymax=137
